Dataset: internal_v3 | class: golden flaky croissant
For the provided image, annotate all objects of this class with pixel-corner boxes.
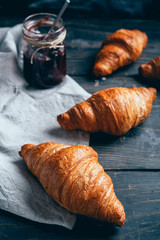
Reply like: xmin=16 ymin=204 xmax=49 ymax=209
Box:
xmin=57 ymin=87 xmax=156 ymax=136
xmin=139 ymin=56 xmax=160 ymax=80
xmin=93 ymin=29 xmax=148 ymax=77
xmin=19 ymin=142 xmax=125 ymax=227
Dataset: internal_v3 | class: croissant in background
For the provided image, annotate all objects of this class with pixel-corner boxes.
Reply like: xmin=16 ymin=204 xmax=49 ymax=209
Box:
xmin=93 ymin=29 xmax=148 ymax=77
xmin=19 ymin=142 xmax=125 ymax=227
xmin=57 ymin=87 xmax=156 ymax=136
xmin=139 ymin=56 xmax=160 ymax=80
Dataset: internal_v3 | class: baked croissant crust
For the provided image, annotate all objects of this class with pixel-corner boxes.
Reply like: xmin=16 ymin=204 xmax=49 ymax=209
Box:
xmin=139 ymin=56 xmax=160 ymax=80
xmin=93 ymin=29 xmax=148 ymax=77
xmin=19 ymin=142 xmax=125 ymax=227
xmin=57 ymin=87 xmax=156 ymax=136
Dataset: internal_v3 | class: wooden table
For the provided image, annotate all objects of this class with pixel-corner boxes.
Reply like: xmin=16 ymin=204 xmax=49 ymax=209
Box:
xmin=0 ymin=15 xmax=160 ymax=240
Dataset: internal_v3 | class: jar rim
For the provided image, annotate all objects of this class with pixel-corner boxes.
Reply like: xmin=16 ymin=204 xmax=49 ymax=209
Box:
xmin=23 ymin=12 xmax=64 ymax=35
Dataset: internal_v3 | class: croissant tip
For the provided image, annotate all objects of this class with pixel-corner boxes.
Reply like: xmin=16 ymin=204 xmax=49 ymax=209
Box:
xmin=149 ymin=87 xmax=157 ymax=102
xmin=118 ymin=214 xmax=125 ymax=228
xmin=19 ymin=150 xmax=22 ymax=157
xmin=57 ymin=113 xmax=72 ymax=130
xmin=132 ymin=29 xmax=148 ymax=48
xmin=139 ymin=63 xmax=152 ymax=78
xmin=57 ymin=114 xmax=65 ymax=128
xmin=93 ymin=64 xmax=111 ymax=77
xmin=57 ymin=114 xmax=61 ymax=123
xmin=93 ymin=66 xmax=103 ymax=77
xmin=19 ymin=144 xmax=34 ymax=158
xmin=115 ymin=205 xmax=126 ymax=227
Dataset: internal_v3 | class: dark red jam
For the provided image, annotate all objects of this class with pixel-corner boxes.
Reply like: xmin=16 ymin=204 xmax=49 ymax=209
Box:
xmin=23 ymin=19 xmax=66 ymax=89
xmin=23 ymin=44 xmax=66 ymax=89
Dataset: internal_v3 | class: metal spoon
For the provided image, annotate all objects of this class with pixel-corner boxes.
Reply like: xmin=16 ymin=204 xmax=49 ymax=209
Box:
xmin=44 ymin=0 xmax=70 ymax=40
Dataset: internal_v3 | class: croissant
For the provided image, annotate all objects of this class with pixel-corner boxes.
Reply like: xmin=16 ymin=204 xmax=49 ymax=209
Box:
xmin=57 ymin=86 xmax=156 ymax=136
xmin=139 ymin=56 xmax=160 ymax=80
xmin=19 ymin=142 xmax=125 ymax=227
xmin=93 ymin=29 xmax=148 ymax=77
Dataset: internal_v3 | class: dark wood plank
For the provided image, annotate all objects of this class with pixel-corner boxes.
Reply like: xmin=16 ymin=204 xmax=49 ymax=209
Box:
xmin=0 ymin=171 xmax=159 ymax=240
xmin=73 ymin=75 xmax=160 ymax=93
xmin=66 ymin=19 xmax=160 ymax=34
xmin=91 ymin=130 xmax=160 ymax=170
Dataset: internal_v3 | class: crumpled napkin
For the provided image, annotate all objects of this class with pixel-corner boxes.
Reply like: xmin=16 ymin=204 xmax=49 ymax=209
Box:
xmin=0 ymin=24 xmax=91 ymax=229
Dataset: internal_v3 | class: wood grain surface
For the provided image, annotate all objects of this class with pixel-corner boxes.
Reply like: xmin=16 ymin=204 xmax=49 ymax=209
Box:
xmin=0 ymin=16 xmax=160 ymax=240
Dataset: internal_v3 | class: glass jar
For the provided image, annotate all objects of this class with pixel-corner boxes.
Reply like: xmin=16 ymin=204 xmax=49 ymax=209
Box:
xmin=22 ymin=13 xmax=67 ymax=88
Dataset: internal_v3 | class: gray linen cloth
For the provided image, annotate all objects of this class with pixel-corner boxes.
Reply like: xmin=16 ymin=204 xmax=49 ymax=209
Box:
xmin=0 ymin=24 xmax=91 ymax=229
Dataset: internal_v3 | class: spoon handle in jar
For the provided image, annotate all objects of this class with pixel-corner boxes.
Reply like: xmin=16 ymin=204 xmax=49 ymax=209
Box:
xmin=44 ymin=0 xmax=70 ymax=40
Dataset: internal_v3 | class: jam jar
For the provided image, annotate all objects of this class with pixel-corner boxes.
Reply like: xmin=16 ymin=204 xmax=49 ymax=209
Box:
xmin=22 ymin=13 xmax=67 ymax=88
